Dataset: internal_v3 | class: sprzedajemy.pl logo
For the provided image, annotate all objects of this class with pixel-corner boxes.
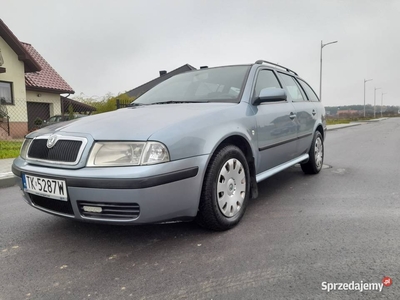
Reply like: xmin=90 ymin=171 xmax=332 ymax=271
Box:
xmin=322 ymin=277 xmax=392 ymax=293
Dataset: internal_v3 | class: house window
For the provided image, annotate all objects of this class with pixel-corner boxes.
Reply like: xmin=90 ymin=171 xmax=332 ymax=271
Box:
xmin=0 ymin=81 xmax=13 ymax=105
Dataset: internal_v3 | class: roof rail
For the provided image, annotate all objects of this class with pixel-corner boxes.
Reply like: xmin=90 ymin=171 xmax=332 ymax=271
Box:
xmin=255 ymin=60 xmax=298 ymax=76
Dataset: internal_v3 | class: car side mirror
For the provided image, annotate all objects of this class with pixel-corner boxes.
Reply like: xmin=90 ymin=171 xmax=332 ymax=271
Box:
xmin=254 ymin=88 xmax=287 ymax=105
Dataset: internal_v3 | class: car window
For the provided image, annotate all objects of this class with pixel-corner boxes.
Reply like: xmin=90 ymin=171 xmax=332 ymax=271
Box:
xmin=134 ymin=66 xmax=250 ymax=104
xmin=48 ymin=117 xmax=56 ymax=122
xmin=157 ymin=80 xmax=192 ymax=99
xmin=254 ymin=69 xmax=282 ymax=99
xmin=297 ymin=79 xmax=320 ymax=102
xmin=278 ymin=73 xmax=306 ymax=102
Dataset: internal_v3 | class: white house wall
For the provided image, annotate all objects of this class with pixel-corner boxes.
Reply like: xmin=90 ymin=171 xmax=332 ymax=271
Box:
xmin=0 ymin=37 xmax=62 ymax=138
xmin=0 ymin=36 xmax=27 ymax=122
xmin=26 ymin=91 xmax=62 ymax=117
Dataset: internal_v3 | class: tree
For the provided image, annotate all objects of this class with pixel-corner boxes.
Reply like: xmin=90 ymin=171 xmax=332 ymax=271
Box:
xmin=73 ymin=92 xmax=136 ymax=115
xmin=68 ymin=104 xmax=74 ymax=120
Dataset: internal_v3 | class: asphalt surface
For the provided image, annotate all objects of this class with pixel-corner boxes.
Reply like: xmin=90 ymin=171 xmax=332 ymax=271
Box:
xmin=1 ymin=118 xmax=399 ymax=300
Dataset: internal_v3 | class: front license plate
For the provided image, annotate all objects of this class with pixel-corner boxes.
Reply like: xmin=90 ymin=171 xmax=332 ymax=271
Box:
xmin=22 ymin=174 xmax=68 ymax=201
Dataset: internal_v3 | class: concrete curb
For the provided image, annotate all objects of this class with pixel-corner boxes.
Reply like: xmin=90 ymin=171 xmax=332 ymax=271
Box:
xmin=326 ymin=117 xmax=388 ymax=131
xmin=0 ymin=175 xmax=17 ymax=189
xmin=326 ymin=123 xmax=362 ymax=131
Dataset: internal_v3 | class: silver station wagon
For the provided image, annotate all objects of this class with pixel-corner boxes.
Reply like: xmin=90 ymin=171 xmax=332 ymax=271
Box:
xmin=12 ymin=60 xmax=326 ymax=231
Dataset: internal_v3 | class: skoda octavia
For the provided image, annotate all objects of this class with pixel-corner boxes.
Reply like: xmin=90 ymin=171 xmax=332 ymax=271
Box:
xmin=12 ymin=60 xmax=326 ymax=231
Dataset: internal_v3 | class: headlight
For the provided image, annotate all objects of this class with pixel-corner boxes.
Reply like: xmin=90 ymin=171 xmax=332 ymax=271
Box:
xmin=20 ymin=139 xmax=32 ymax=160
xmin=141 ymin=142 xmax=170 ymax=165
xmin=87 ymin=142 xmax=169 ymax=167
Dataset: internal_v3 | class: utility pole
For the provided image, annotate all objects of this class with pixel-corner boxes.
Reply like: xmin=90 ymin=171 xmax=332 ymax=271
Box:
xmin=381 ymin=92 xmax=387 ymax=118
xmin=363 ymin=79 xmax=372 ymax=117
xmin=319 ymin=40 xmax=338 ymax=101
xmin=374 ymin=87 xmax=381 ymax=118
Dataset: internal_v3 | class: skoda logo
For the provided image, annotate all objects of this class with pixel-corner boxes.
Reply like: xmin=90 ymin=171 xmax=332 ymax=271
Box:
xmin=47 ymin=135 xmax=58 ymax=148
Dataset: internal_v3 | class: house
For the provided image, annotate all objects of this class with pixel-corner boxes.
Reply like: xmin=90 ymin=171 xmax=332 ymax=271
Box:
xmin=126 ymin=64 xmax=196 ymax=99
xmin=0 ymin=19 xmax=94 ymax=139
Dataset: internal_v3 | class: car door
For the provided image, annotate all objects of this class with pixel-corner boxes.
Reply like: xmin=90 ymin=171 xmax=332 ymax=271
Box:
xmin=296 ymin=78 xmax=323 ymax=150
xmin=277 ymin=72 xmax=317 ymax=157
xmin=252 ymin=69 xmax=298 ymax=173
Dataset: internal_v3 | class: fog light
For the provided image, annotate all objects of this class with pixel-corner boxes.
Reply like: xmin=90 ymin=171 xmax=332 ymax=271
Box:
xmin=83 ymin=206 xmax=102 ymax=213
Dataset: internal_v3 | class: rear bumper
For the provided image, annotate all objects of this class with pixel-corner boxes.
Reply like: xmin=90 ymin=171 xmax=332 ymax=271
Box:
xmin=12 ymin=155 xmax=209 ymax=224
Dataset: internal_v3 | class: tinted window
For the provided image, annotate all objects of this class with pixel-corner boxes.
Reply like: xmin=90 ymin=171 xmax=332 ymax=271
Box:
xmin=254 ymin=70 xmax=282 ymax=98
xmin=278 ymin=73 xmax=305 ymax=102
xmin=134 ymin=66 xmax=250 ymax=104
xmin=298 ymin=79 xmax=319 ymax=102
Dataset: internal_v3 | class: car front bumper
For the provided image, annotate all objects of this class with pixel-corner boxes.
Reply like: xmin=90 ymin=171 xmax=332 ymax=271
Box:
xmin=12 ymin=155 xmax=209 ymax=224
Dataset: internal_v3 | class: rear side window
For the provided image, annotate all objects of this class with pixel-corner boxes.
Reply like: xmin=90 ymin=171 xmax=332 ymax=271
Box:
xmin=298 ymin=79 xmax=320 ymax=102
xmin=278 ymin=73 xmax=305 ymax=102
xmin=254 ymin=70 xmax=281 ymax=99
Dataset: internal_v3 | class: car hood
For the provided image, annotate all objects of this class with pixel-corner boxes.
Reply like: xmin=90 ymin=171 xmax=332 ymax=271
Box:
xmin=27 ymin=103 xmax=236 ymax=140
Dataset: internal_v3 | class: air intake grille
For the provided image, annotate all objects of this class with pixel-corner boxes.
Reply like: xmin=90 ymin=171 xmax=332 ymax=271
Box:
xmin=78 ymin=201 xmax=140 ymax=220
xmin=28 ymin=139 xmax=82 ymax=163
xmin=29 ymin=194 xmax=74 ymax=216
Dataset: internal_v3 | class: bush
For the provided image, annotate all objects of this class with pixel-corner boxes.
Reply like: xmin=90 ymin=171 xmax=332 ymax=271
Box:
xmin=73 ymin=93 xmax=136 ymax=115
xmin=34 ymin=117 xmax=43 ymax=126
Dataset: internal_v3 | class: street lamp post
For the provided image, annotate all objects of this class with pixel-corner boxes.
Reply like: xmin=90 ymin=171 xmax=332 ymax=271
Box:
xmin=363 ymin=79 xmax=373 ymax=117
xmin=374 ymin=87 xmax=381 ymax=118
xmin=319 ymin=40 xmax=338 ymax=101
xmin=381 ymin=92 xmax=387 ymax=118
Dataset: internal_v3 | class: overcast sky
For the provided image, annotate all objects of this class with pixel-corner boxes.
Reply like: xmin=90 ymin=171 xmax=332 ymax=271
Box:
xmin=2 ymin=0 xmax=400 ymax=106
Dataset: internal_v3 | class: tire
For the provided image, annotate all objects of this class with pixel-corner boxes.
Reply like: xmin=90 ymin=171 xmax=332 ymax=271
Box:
xmin=301 ymin=131 xmax=324 ymax=174
xmin=196 ymin=145 xmax=251 ymax=231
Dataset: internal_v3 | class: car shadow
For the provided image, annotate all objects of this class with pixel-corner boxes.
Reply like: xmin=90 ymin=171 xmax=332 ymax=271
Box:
xmin=31 ymin=166 xmax=310 ymax=249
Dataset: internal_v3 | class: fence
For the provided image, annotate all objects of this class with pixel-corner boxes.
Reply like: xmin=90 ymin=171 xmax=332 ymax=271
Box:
xmin=116 ymin=98 xmax=132 ymax=109
xmin=0 ymin=97 xmax=96 ymax=140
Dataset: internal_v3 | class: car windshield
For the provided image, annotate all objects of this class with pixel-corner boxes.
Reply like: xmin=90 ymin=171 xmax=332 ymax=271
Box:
xmin=133 ymin=65 xmax=250 ymax=105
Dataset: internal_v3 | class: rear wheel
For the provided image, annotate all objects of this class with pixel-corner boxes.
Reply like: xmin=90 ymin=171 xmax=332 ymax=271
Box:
xmin=196 ymin=145 xmax=250 ymax=231
xmin=301 ymin=131 xmax=324 ymax=174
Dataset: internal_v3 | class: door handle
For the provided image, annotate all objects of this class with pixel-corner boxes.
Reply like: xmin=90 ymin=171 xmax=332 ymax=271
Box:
xmin=289 ymin=112 xmax=296 ymax=120
xmin=312 ymin=110 xmax=316 ymax=116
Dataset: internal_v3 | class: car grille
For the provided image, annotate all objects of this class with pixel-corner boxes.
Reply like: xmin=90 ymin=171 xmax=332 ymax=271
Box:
xmin=28 ymin=139 xmax=82 ymax=163
xmin=78 ymin=201 xmax=140 ymax=220
xmin=29 ymin=194 xmax=74 ymax=216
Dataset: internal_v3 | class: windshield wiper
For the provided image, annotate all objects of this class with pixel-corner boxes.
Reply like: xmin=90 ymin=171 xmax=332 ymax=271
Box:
xmin=126 ymin=102 xmax=145 ymax=107
xmin=149 ymin=101 xmax=207 ymax=105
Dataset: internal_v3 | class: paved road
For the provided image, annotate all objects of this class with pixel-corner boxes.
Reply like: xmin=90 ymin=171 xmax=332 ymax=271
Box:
xmin=1 ymin=118 xmax=399 ymax=300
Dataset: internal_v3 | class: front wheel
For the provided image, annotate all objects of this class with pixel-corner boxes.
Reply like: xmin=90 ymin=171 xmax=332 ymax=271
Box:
xmin=196 ymin=145 xmax=250 ymax=231
xmin=301 ymin=131 xmax=324 ymax=174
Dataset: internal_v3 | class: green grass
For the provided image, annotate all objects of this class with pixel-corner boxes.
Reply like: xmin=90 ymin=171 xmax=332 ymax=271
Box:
xmin=326 ymin=116 xmax=376 ymax=125
xmin=0 ymin=141 xmax=23 ymax=159
xmin=326 ymin=119 xmax=351 ymax=125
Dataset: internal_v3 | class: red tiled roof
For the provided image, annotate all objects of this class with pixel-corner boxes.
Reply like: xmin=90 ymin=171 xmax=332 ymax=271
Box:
xmin=22 ymin=42 xmax=74 ymax=94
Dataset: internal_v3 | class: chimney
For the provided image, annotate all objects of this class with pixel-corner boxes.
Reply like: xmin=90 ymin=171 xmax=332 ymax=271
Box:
xmin=159 ymin=70 xmax=167 ymax=76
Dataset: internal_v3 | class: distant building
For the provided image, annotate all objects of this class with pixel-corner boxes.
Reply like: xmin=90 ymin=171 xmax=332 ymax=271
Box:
xmin=337 ymin=110 xmax=360 ymax=116
xmin=126 ymin=64 xmax=196 ymax=99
